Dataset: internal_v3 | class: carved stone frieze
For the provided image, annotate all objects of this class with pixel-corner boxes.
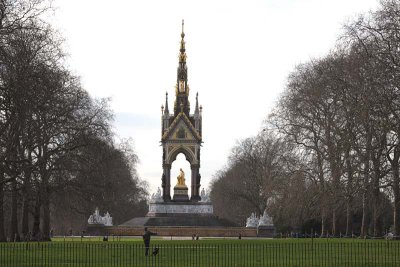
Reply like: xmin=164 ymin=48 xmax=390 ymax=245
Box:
xmin=148 ymin=203 xmax=213 ymax=214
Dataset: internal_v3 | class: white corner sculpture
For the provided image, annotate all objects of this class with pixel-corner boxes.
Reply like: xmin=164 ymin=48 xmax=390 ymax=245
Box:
xmin=258 ymin=210 xmax=274 ymax=226
xmin=246 ymin=210 xmax=274 ymax=228
xmin=199 ymin=188 xmax=210 ymax=202
xmin=87 ymin=208 xmax=113 ymax=226
xmin=150 ymin=187 xmax=163 ymax=203
xmin=245 ymin=212 xmax=259 ymax=228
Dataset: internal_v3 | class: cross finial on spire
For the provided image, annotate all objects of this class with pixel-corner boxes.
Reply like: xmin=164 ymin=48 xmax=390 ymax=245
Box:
xmin=179 ymin=20 xmax=186 ymax=61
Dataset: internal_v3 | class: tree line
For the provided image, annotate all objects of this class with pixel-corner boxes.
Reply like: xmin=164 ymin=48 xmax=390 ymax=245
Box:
xmin=0 ymin=0 xmax=147 ymax=242
xmin=211 ymin=0 xmax=400 ymax=238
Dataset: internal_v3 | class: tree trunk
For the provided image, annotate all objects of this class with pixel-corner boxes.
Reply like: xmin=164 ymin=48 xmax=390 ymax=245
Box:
xmin=345 ymin=200 xmax=353 ymax=236
xmin=388 ymin=145 xmax=400 ymax=237
xmin=42 ymin=185 xmax=51 ymax=241
xmin=32 ymin=195 xmax=41 ymax=241
xmin=320 ymin=210 xmax=326 ymax=237
xmin=317 ymin=152 xmax=326 ymax=238
xmin=21 ymin=170 xmax=31 ymax=240
xmin=325 ymin=119 xmax=340 ymax=238
xmin=360 ymin=191 xmax=367 ymax=238
xmin=360 ymin=127 xmax=372 ymax=238
xmin=393 ymin=162 xmax=400 ymax=236
xmin=21 ymin=191 xmax=30 ymax=240
xmin=10 ymin=179 xmax=20 ymax=242
xmin=345 ymin=148 xmax=354 ymax=237
xmin=0 ymin=178 xmax=6 ymax=242
xmin=372 ymin=161 xmax=381 ymax=237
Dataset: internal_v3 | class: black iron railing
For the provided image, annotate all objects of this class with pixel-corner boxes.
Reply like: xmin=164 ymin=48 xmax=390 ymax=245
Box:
xmin=0 ymin=241 xmax=400 ymax=266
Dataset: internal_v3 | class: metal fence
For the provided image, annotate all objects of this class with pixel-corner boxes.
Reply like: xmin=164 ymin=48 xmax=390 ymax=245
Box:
xmin=1 ymin=241 xmax=400 ymax=266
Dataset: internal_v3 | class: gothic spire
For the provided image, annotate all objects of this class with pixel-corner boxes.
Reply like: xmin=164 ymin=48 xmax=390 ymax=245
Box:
xmin=175 ymin=19 xmax=190 ymax=115
xmin=179 ymin=19 xmax=186 ymax=64
xmin=164 ymin=92 xmax=169 ymax=114
xmin=177 ymin=19 xmax=188 ymax=87
xmin=195 ymin=92 xmax=199 ymax=115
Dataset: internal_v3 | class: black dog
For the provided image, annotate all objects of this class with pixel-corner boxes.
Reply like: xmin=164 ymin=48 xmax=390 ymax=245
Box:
xmin=152 ymin=247 xmax=159 ymax=256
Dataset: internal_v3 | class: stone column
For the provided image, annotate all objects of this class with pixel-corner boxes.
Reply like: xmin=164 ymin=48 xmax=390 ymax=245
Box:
xmin=162 ymin=164 xmax=171 ymax=201
xmin=190 ymin=165 xmax=200 ymax=201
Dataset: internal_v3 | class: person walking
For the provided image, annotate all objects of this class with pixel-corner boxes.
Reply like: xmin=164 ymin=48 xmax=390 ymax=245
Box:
xmin=143 ymin=227 xmax=157 ymax=256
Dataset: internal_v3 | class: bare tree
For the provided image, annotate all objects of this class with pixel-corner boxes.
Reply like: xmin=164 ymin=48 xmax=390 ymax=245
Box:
xmin=343 ymin=0 xmax=400 ymax=236
xmin=211 ymin=131 xmax=298 ymax=226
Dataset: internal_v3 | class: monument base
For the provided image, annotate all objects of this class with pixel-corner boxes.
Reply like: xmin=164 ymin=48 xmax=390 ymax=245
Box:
xmin=101 ymin=226 xmax=254 ymax=237
xmin=173 ymin=186 xmax=189 ymax=201
xmin=119 ymin=201 xmax=236 ymax=227
xmin=147 ymin=201 xmax=213 ymax=216
xmin=257 ymin=225 xmax=276 ymax=237
xmin=119 ymin=215 xmax=237 ymax=227
xmin=86 ymin=225 xmax=113 ymax=236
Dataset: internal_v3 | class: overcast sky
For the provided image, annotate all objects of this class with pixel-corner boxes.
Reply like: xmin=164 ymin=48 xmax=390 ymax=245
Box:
xmin=51 ymin=0 xmax=379 ymax=195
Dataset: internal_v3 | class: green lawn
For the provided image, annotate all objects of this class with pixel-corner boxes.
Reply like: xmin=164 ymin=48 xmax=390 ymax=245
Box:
xmin=1 ymin=238 xmax=399 ymax=266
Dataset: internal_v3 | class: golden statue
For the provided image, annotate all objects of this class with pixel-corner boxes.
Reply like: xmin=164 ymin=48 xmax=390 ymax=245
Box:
xmin=176 ymin=168 xmax=186 ymax=187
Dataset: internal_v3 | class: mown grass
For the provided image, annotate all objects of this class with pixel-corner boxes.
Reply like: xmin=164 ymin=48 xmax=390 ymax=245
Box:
xmin=1 ymin=238 xmax=400 ymax=266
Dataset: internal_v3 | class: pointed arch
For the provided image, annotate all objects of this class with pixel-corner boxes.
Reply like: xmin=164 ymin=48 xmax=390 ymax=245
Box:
xmin=167 ymin=146 xmax=196 ymax=165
